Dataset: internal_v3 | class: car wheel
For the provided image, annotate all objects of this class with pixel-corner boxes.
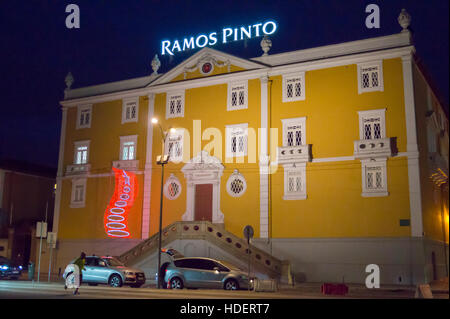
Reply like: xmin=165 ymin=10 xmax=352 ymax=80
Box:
xmin=169 ymin=277 xmax=183 ymax=289
xmin=224 ymin=279 xmax=239 ymax=290
xmin=108 ymin=274 xmax=123 ymax=288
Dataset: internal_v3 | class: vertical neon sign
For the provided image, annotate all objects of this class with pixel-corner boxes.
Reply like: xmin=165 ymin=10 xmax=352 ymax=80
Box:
xmin=104 ymin=168 xmax=137 ymax=238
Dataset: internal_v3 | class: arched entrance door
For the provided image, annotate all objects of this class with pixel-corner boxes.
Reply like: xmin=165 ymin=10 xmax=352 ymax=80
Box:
xmin=181 ymin=151 xmax=224 ymax=224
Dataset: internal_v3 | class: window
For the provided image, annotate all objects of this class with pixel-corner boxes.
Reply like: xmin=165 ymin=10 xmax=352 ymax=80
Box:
xmin=358 ymin=109 xmax=386 ymax=140
xmin=361 ymin=159 xmax=388 ymax=197
xmin=122 ymin=97 xmax=139 ymax=124
xmin=164 ymin=174 xmax=182 ymax=200
xmin=226 ymin=123 xmax=248 ymax=158
xmin=226 ymin=170 xmax=247 ymax=198
xmin=120 ymin=135 xmax=138 ymax=161
xmin=357 ymin=61 xmax=384 ymax=94
xmin=76 ymin=104 xmax=92 ymax=129
xmin=166 ymin=91 xmax=185 ymax=119
xmin=282 ymin=117 xmax=306 ymax=147
xmin=70 ymin=178 xmax=86 ymax=208
xmin=74 ymin=141 xmax=90 ymax=165
xmin=283 ymin=163 xmax=306 ymax=200
xmin=282 ymin=72 xmax=305 ymax=102
xmin=165 ymin=129 xmax=184 ymax=162
xmin=227 ymin=81 xmax=248 ymax=111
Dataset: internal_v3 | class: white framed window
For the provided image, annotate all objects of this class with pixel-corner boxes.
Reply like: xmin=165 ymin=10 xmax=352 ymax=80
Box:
xmin=164 ymin=174 xmax=182 ymax=200
xmin=227 ymin=81 xmax=248 ymax=111
xmin=76 ymin=104 xmax=92 ymax=129
xmin=225 ymin=123 xmax=248 ymax=158
xmin=120 ymin=135 xmax=138 ymax=161
xmin=226 ymin=170 xmax=247 ymax=198
xmin=283 ymin=163 xmax=306 ymax=200
xmin=122 ymin=97 xmax=139 ymax=124
xmin=166 ymin=91 xmax=185 ymax=119
xmin=282 ymin=72 xmax=305 ymax=102
xmin=282 ymin=117 xmax=306 ymax=147
xmin=165 ymin=129 xmax=184 ymax=163
xmin=361 ymin=159 xmax=388 ymax=197
xmin=74 ymin=140 xmax=90 ymax=165
xmin=357 ymin=61 xmax=384 ymax=94
xmin=358 ymin=109 xmax=386 ymax=140
xmin=70 ymin=178 xmax=87 ymax=208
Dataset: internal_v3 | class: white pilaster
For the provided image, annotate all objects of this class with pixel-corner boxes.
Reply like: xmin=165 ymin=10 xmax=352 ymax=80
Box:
xmin=259 ymin=75 xmax=269 ymax=238
xmin=141 ymin=93 xmax=155 ymax=239
xmin=52 ymin=106 xmax=68 ymax=234
xmin=402 ymin=54 xmax=423 ymax=237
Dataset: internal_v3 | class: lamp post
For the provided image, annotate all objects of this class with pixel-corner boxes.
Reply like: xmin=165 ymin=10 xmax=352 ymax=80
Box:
xmin=152 ymin=118 xmax=175 ymax=289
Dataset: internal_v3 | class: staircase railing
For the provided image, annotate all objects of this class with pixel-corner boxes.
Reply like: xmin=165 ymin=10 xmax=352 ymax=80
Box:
xmin=118 ymin=221 xmax=285 ymax=279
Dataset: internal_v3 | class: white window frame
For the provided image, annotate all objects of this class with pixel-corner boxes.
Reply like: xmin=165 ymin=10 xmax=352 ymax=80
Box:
xmin=283 ymin=163 xmax=307 ymax=200
xmin=120 ymin=135 xmax=138 ymax=161
xmin=73 ymin=140 xmax=90 ymax=165
xmin=225 ymin=123 xmax=248 ymax=158
xmin=282 ymin=72 xmax=305 ymax=102
xmin=227 ymin=80 xmax=248 ymax=111
xmin=357 ymin=61 xmax=384 ymax=94
xmin=361 ymin=159 xmax=388 ymax=197
xmin=166 ymin=91 xmax=185 ymax=119
xmin=281 ymin=117 xmax=306 ymax=147
xmin=70 ymin=178 xmax=87 ymax=208
xmin=76 ymin=104 xmax=92 ymax=129
xmin=164 ymin=174 xmax=182 ymax=200
xmin=165 ymin=129 xmax=184 ymax=163
xmin=226 ymin=170 xmax=247 ymax=198
xmin=122 ymin=97 xmax=139 ymax=124
xmin=358 ymin=109 xmax=386 ymax=140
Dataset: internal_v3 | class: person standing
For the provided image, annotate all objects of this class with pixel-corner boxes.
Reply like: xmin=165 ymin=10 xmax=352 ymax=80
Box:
xmin=64 ymin=252 xmax=86 ymax=295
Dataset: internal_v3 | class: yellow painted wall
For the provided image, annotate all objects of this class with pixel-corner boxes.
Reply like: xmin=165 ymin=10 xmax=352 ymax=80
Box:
xmin=413 ymin=64 xmax=449 ymax=243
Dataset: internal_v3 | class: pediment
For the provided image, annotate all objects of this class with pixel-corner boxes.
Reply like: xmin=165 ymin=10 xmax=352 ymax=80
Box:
xmin=151 ymin=48 xmax=266 ymax=85
xmin=181 ymin=151 xmax=224 ymax=173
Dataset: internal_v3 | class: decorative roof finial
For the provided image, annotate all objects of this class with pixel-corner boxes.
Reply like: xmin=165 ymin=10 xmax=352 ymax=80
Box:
xmin=260 ymin=36 xmax=272 ymax=57
xmin=151 ymin=54 xmax=161 ymax=75
xmin=398 ymin=9 xmax=411 ymax=32
xmin=65 ymin=72 xmax=74 ymax=90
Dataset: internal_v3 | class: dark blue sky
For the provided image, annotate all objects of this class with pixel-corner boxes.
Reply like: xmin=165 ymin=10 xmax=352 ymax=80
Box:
xmin=0 ymin=0 xmax=448 ymax=170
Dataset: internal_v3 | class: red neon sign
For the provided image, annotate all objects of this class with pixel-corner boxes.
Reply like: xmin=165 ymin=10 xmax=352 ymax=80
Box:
xmin=104 ymin=168 xmax=137 ymax=238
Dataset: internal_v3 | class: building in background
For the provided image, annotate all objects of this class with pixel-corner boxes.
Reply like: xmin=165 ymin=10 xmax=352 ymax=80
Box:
xmin=0 ymin=160 xmax=55 ymax=266
xmin=49 ymin=10 xmax=448 ymax=285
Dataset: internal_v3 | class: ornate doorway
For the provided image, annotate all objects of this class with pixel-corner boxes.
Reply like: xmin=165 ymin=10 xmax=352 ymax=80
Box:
xmin=181 ymin=151 xmax=224 ymax=224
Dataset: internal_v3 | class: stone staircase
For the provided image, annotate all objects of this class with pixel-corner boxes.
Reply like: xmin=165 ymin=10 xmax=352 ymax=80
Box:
xmin=118 ymin=221 xmax=291 ymax=282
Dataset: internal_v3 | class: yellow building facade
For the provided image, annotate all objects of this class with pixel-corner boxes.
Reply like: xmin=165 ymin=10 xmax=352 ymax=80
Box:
xmin=48 ymin=22 xmax=448 ymax=285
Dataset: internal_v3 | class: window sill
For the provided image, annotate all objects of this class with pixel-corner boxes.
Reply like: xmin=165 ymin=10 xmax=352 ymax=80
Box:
xmin=66 ymin=164 xmax=90 ymax=176
xmin=283 ymin=194 xmax=307 ymax=201
xmin=70 ymin=202 xmax=85 ymax=208
xmin=361 ymin=191 xmax=389 ymax=198
xmin=113 ymin=160 xmax=139 ymax=170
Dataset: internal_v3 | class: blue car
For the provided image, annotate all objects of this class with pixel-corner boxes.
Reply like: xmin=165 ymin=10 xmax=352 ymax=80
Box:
xmin=0 ymin=256 xmax=23 ymax=280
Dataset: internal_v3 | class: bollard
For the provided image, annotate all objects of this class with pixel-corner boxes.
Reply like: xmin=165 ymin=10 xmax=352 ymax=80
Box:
xmin=28 ymin=262 xmax=35 ymax=280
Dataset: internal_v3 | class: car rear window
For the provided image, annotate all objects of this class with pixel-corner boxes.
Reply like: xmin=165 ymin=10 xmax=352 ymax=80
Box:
xmin=174 ymin=258 xmax=217 ymax=270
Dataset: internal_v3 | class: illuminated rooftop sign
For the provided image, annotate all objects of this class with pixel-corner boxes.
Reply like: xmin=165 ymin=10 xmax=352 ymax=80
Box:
xmin=161 ymin=20 xmax=277 ymax=56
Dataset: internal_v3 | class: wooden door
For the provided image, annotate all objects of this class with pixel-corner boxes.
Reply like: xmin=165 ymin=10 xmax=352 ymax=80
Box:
xmin=194 ymin=184 xmax=213 ymax=222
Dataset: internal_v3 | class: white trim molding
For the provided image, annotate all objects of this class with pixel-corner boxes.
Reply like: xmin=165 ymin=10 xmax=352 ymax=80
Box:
xmin=227 ymin=80 xmax=248 ymax=111
xmin=357 ymin=60 xmax=384 ymax=94
xmin=358 ymin=109 xmax=386 ymax=140
xmin=164 ymin=174 xmax=182 ymax=200
xmin=282 ymin=72 xmax=305 ymax=102
xmin=283 ymin=162 xmax=307 ymax=200
xmin=225 ymin=123 xmax=248 ymax=158
xmin=70 ymin=177 xmax=87 ymax=208
xmin=166 ymin=90 xmax=185 ymax=119
xmin=361 ymin=158 xmax=389 ymax=197
xmin=122 ymin=96 xmax=139 ymax=124
xmin=226 ymin=169 xmax=247 ymax=198
xmin=76 ymin=104 xmax=92 ymax=129
xmin=181 ymin=151 xmax=224 ymax=224
xmin=259 ymin=75 xmax=269 ymax=239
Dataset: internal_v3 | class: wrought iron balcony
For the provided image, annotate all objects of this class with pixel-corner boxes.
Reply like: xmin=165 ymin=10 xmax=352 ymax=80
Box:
xmin=353 ymin=138 xmax=395 ymax=160
xmin=277 ymin=144 xmax=312 ymax=164
xmin=112 ymin=160 xmax=139 ymax=170
xmin=66 ymin=163 xmax=90 ymax=176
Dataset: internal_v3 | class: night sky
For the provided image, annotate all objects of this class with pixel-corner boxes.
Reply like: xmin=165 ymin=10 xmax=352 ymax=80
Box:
xmin=0 ymin=0 xmax=448 ymax=171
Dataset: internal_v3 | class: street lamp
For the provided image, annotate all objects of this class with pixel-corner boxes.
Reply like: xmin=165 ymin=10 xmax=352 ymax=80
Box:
xmin=152 ymin=117 xmax=175 ymax=289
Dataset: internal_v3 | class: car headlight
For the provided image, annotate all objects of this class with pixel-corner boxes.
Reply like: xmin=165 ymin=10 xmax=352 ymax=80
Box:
xmin=124 ymin=271 xmax=135 ymax=276
xmin=0 ymin=265 xmax=8 ymax=270
xmin=19 ymin=266 xmax=23 ymax=270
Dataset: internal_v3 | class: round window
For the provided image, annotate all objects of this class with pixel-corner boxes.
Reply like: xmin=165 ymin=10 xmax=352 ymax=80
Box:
xmin=164 ymin=174 xmax=182 ymax=200
xmin=200 ymin=62 xmax=214 ymax=75
xmin=226 ymin=170 xmax=247 ymax=198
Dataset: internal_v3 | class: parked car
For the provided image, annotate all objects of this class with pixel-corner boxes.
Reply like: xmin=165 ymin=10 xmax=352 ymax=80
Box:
xmin=63 ymin=255 xmax=146 ymax=288
xmin=163 ymin=254 xmax=254 ymax=290
xmin=0 ymin=256 xmax=23 ymax=280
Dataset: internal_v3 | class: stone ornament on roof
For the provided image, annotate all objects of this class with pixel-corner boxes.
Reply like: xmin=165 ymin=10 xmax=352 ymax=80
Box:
xmin=65 ymin=72 xmax=74 ymax=90
xmin=260 ymin=36 xmax=272 ymax=56
xmin=183 ymin=53 xmax=230 ymax=79
xmin=151 ymin=54 xmax=161 ymax=75
xmin=398 ymin=9 xmax=411 ymax=32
